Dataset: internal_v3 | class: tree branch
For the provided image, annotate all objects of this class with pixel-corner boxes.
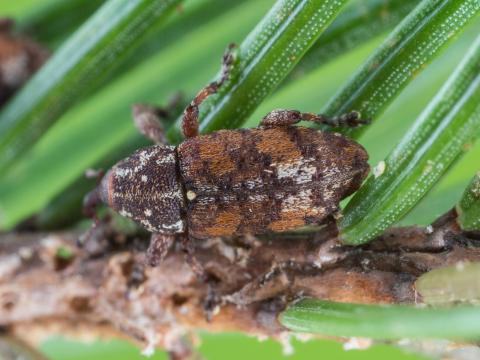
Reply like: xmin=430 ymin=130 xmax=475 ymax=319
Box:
xmin=1 ymin=209 xmax=479 ymax=356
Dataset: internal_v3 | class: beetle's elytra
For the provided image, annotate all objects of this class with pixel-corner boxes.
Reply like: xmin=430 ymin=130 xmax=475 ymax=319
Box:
xmin=86 ymin=44 xmax=370 ymax=267
xmin=180 ymin=126 xmax=368 ymax=238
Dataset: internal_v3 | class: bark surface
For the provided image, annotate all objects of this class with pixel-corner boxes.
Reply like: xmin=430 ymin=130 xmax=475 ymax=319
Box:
xmin=1 ymin=210 xmax=479 ymax=356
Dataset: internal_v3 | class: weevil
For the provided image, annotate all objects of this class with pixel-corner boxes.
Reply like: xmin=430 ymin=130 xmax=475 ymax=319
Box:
xmin=84 ymin=44 xmax=370 ymax=271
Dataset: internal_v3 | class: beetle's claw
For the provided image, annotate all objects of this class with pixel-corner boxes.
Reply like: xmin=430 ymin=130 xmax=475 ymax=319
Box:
xmin=203 ymin=280 xmax=222 ymax=322
xmin=344 ymin=111 xmax=370 ymax=127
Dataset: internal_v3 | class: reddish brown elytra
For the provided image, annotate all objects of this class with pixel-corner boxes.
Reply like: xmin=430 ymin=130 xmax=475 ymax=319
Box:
xmin=85 ymin=44 xmax=370 ymax=271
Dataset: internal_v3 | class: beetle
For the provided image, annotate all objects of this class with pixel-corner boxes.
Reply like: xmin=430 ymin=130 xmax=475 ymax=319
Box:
xmin=85 ymin=44 xmax=370 ymax=271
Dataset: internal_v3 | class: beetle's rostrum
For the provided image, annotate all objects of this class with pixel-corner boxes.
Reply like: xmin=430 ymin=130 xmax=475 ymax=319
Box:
xmin=85 ymin=44 xmax=370 ymax=269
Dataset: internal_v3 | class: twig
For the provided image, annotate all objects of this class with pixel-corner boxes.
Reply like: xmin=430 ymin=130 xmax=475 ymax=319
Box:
xmin=0 ymin=209 xmax=479 ymax=356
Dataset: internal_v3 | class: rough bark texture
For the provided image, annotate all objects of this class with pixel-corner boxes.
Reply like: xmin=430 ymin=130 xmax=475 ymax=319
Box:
xmin=1 ymin=209 xmax=479 ymax=356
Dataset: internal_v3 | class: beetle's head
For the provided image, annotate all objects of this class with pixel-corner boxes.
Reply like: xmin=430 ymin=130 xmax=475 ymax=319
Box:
xmin=99 ymin=145 xmax=185 ymax=233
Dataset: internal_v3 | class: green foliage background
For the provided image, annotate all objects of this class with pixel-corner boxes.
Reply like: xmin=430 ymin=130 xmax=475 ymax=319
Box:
xmin=1 ymin=0 xmax=479 ymax=358
xmin=40 ymin=334 xmax=423 ymax=360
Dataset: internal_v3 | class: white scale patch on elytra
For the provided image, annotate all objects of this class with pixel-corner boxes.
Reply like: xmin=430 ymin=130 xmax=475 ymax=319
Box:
xmin=222 ymin=194 xmax=238 ymax=202
xmin=280 ymin=189 xmax=320 ymax=215
xmin=322 ymin=188 xmax=336 ymax=203
xmin=273 ymin=158 xmax=317 ymax=184
xmin=320 ymin=166 xmax=341 ymax=181
xmin=230 ymin=178 xmax=264 ymax=191
xmin=197 ymin=197 xmax=216 ymax=205
xmin=195 ymin=184 xmax=219 ymax=193
xmin=248 ymin=194 xmax=268 ymax=202
xmin=322 ymin=178 xmax=344 ymax=203
xmin=244 ymin=178 xmax=264 ymax=190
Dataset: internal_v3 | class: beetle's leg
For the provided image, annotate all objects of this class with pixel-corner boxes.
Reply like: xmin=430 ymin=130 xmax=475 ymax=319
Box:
xmin=203 ymin=279 xmax=221 ymax=322
xmin=178 ymin=234 xmax=211 ymax=282
xmin=132 ymin=93 xmax=183 ymax=145
xmin=260 ymin=109 xmax=369 ymax=128
xmin=303 ymin=111 xmax=370 ymax=127
xmin=79 ymin=170 xmax=116 ymax=256
xmin=260 ymin=109 xmax=305 ymax=127
xmin=77 ymin=218 xmax=110 ymax=257
xmin=132 ymin=104 xmax=169 ymax=145
xmin=146 ymin=233 xmax=176 ymax=266
xmin=182 ymin=43 xmax=237 ymax=138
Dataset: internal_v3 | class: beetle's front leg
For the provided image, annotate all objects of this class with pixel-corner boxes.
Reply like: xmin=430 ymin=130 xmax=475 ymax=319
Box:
xmin=182 ymin=43 xmax=237 ymax=138
xmin=146 ymin=233 xmax=176 ymax=266
xmin=132 ymin=104 xmax=169 ymax=145
xmin=132 ymin=94 xmax=183 ymax=145
xmin=143 ymin=229 xmax=207 ymax=276
xmin=180 ymin=234 xmax=208 ymax=280
xmin=203 ymin=279 xmax=222 ymax=322
xmin=260 ymin=109 xmax=369 ymax=128
xmin=179 ymin=235 xmax=224 ymax=321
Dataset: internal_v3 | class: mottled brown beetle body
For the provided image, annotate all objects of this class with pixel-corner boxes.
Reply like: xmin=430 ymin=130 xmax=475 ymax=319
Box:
xmin=179 ymin=126 xmax=368 ymax=239
xmin=101 ymin=126 xmax=369 ymax=239
xmin=86 ymin=44 xmax=370 ymax=269
xmin=100 ymin=126 xmax=368 ymax=239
